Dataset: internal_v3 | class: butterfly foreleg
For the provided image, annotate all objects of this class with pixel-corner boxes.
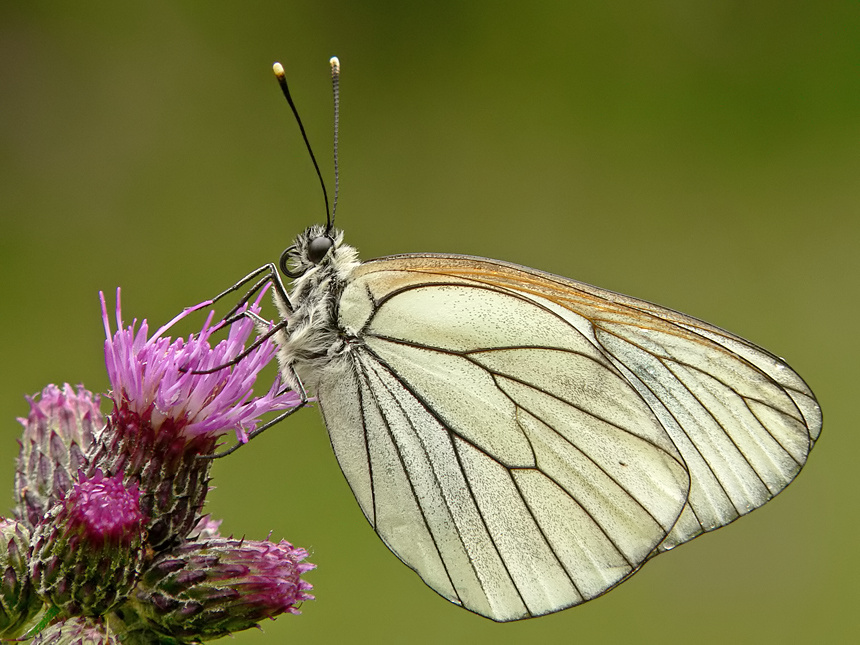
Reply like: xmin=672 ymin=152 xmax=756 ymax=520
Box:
xmin=188 ymin=317 xmax=290 ymax=375
xmin=211 ymin=262 xmax=294 ymax=321
xmin=187 ymin=263 xmax=295 ymax=375
xmin=203 ymin=364 xmax=309 ymax=459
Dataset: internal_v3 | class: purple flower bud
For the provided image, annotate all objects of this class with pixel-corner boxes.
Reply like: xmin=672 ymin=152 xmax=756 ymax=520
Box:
xmin=30 ymin=471 xmax=147 ymax=617
xmin=87 ymin=290 xmax=303 ymax=550
xmin=0 ymin=518 xmax=43 ymax=638
xmin=30 ymin=616 xmax=118 ymax=644
xmin=124 ymin=537 xmax=314 ymax=641
xmin=15 ymin=385 xmax=103 ymax=531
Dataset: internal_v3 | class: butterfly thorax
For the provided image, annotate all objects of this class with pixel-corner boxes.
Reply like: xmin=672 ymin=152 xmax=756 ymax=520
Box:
xmin=271 ymin=225 xmax=360 ymax=392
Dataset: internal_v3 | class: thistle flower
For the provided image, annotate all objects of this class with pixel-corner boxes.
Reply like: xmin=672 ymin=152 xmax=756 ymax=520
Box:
xmin=30 ymin=470 xmax=147 ymax=617
xmin=10 ymin=289 xmax=313 ymax=642
xmin=87 ymin=289 xmax=303 ymax=549
xmin=0 ymin=518 xmax=43 ymax=638
xmin=15 ymin=385 xmax=103 ymax=532
xmin=119 ymin=538 xmax=314 ymax=642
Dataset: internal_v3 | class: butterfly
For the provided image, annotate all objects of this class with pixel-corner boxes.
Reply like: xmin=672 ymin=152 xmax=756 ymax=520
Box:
xmin=222 ymin=59 xmax=821 ymax=622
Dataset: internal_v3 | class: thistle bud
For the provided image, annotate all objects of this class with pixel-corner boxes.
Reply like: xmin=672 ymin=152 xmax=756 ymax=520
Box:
xmin=127 ymin=537 xmax=314 ymax=641
xmin=0 ymin=518 xmax=43 ymax=638
xmin=30 ymin=471 xmax=147 ymax=617
xmin=15 ymin=384 xmax=102 ymax=531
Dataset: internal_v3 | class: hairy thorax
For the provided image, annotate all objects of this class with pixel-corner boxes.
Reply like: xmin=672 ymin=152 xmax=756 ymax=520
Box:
xmin=272 ymin=240 xmax=361 ymax=393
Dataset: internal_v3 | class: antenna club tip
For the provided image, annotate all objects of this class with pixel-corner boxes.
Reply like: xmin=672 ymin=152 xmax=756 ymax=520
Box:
xmin=273 ymin=62 xmax=285 ymax=77
xmin=329 ymin=56 xmax=340 ymax=71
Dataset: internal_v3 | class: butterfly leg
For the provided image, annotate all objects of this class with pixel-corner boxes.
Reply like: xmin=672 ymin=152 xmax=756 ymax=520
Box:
xmin=203 ymin=365 xmax=309 ymax=459
xmin=187 ymin=264 xmax=294 ymax=375
xmin=188 ymin=317 xmax=290 ymax=375
xmin=211 ymin=262 xmax=294 ymax=321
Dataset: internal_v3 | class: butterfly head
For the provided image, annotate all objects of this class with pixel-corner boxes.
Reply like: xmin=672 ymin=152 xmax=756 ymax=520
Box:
xmin=279 ymin=224 xmax=337 ymax=278
xmin=279 ymin=224 xmax=358 ymax=284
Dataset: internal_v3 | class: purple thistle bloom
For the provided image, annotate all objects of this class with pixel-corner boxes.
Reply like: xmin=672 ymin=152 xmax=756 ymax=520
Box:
xmin=10 ymin=290 xmax=314 ymax=641
xmin=100 ymin=288 xmax=299 ymax=444
xmin=62 ymin=471 xmax=145 ymax=547
xmin=15 ymin=384 xmax=103 ymax=532
xmin=119 ymin=537 xmax=314 ymax=641
xmin=30 ymin=470 xmax=147 ymax=617
xmin=87 ymin=289 xmax=304 ymax=549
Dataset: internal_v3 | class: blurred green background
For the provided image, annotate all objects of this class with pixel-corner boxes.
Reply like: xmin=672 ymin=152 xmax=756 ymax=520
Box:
xmin=1 ymin=2 xmax=856 ymax=643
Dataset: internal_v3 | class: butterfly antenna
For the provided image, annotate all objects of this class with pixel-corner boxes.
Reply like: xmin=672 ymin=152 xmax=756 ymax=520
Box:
xmin=330 ymin=56 xmax=340 ymax=229
xmin=273 ymin=61 xmax=331 ymax=229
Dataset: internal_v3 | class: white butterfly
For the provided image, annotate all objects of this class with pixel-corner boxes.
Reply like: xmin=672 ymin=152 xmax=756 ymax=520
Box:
xmin=227 ymin=59 xmax=821 ymax=622
xmin=261 ymin=224 xmax=820 ymax=622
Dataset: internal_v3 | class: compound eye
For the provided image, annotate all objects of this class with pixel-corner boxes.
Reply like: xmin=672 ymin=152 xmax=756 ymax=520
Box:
xmin=307 ymin=236 xmax=334 ymax=264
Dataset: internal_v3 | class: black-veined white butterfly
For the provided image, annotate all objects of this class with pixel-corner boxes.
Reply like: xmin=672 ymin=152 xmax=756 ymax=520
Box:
xmin=221 ymin=58 xmax=821 ymax=622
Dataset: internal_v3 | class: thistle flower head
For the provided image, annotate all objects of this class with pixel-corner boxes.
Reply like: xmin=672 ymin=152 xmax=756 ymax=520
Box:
xmin=11 ymin=290 xmax=314 ymax=641
xmin=15 ymin=384 xmax=103 ymax=531
xmin=61 ymin=470 xmax=145 ymax=548
xmin=30 ymin=471 xmax=147 ymax=617
xmin=126 ymin=537 xmax=314 ymax=641
xmin=101 ymin=288 xmax=298 ymax=444
xmin=87 ymin=289 xmax=303 ymax=550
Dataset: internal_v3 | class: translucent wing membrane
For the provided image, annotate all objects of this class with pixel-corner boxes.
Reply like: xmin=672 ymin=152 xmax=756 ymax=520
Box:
xmin=314 ymin=254 xmax=820 ymax=621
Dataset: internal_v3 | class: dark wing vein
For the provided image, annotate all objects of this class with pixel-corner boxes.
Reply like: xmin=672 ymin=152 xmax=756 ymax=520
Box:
xmin=355 ymin=346 xmax=531 ymax=613
xmin=597 ymin=323 xmax=809 ymax=475
xmin=363 ymin=332 xmax=681 ymax=573
xmin=368 ymin=332 xmax=682 ymax=471
xmin=665 ymin=360 xmax=806 ymax=469
xmin=354 ymin=353 xmax=464 ymax=605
